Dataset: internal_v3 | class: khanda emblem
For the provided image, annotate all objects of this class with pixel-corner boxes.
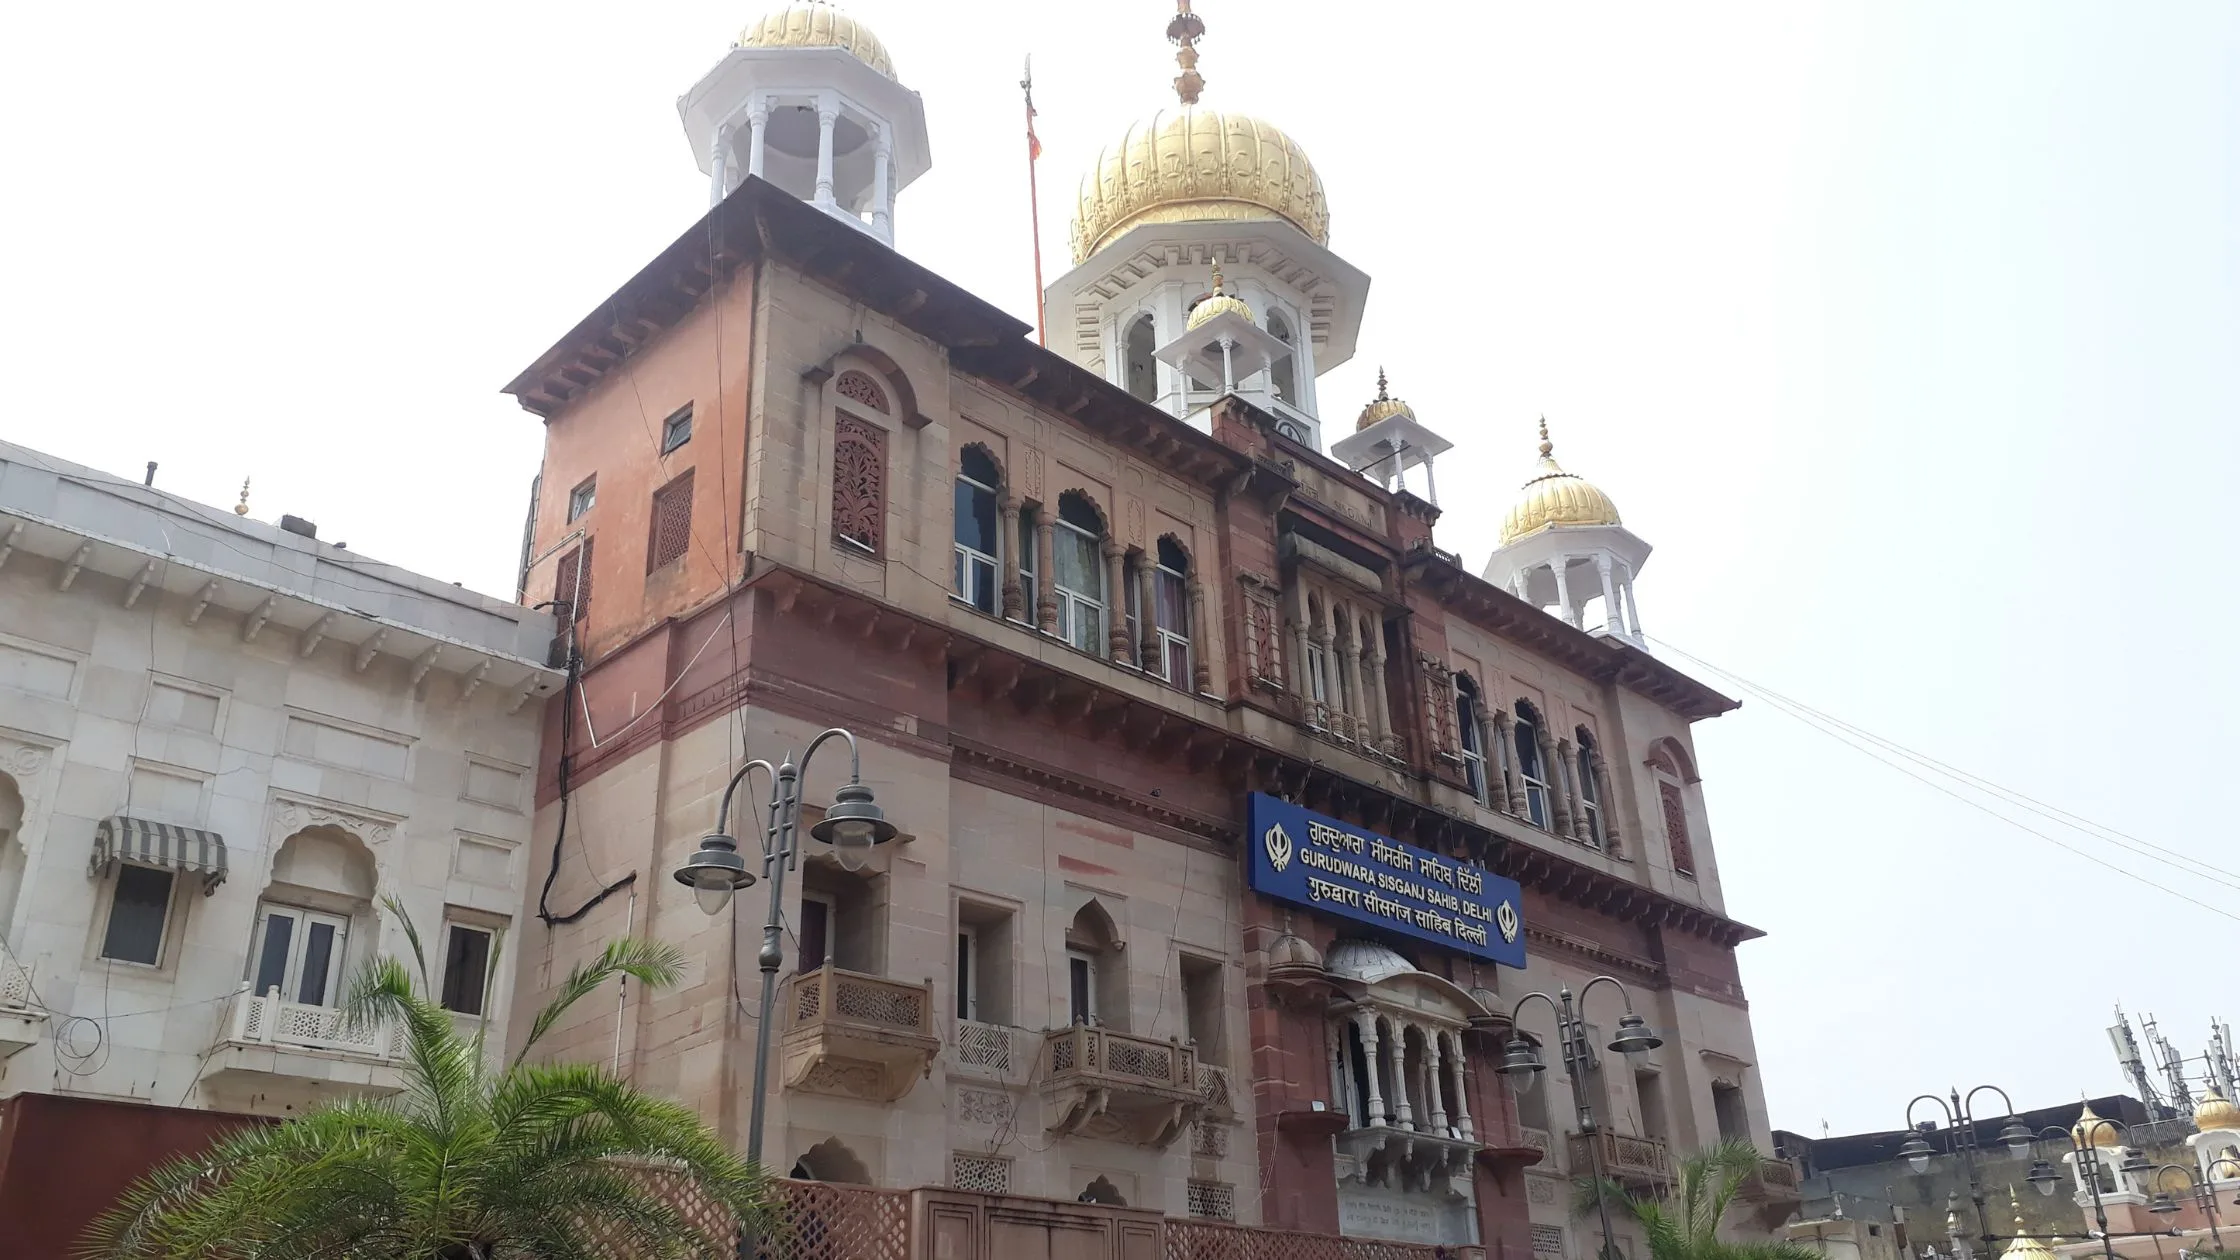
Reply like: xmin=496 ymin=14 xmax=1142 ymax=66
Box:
xmin=1263 ymin=822 xmax=1294 ymax=873
xmin=1496 ymin=899 xmax=1520 ymax=943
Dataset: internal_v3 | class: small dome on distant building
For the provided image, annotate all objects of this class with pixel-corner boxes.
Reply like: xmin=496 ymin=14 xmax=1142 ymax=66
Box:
xmin=2197 ymin=1089 xmax=2240 ymax=1131
xmin=736 ymin=2 xmax=896 ymax=79
xmin=1265 ymin=932 xmax=1325 ymax=971
xmin=1326 ymin=939 xmax=1415 ymax=984
xmin=1185 ymin=262 xmax=1254 ymax=331
xmin=2071 ymin=1102 xmax=2124 ymax=1150
xmin=1498 ymin=418 xmax=1623 ymax=546
xmin=1355 ymin=368 xmax=1416 ymax=431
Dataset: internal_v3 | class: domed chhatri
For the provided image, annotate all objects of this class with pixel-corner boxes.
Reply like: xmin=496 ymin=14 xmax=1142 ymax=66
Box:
xmin=1186 ymin=262 xmax=1254 ymax=331
xmin=1497 ymin=418 xmax=1623 ymax=547
xmin=1356 ymin=367 xmax=1415 ymax=432
xmin=2197 ymin=1088 xmax=2240 ymax=1132
xmin=736 ymin=2 xmax=896 ymax=79
xmin=1325 ymin=939 xmax=1417 ymax=985
xmin=2071 ymin=1101 xmax=2124 ymax=1150
xmin=1072 ymin=107 xmax=1330 ymax=265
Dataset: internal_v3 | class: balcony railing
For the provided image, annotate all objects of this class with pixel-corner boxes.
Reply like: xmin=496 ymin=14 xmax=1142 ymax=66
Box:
xmin=1198 ymin=1063 xmax=1238 ymax=1122
xmin=1041 ymin=1025 xmax=1203 ymax=1147
xmin=779 ymin=965 xmax=939 ymax=1103
xmin=952 ymin=1018 xmax=1021 ymax=1075
xmin=1567 ymin=1128 xmax=1672 ymax=1189
xmin=220 ymin=985 xmax=404 ymax=1059
xmin=1741 ymin=1157 xmax=1802 ymax=1197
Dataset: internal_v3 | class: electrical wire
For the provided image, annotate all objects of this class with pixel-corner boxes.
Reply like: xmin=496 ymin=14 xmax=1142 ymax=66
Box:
xmin=1645 ymin=637 xmax=2240 ymax=924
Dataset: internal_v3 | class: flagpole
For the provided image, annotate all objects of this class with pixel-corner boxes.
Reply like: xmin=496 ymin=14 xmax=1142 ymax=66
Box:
xmin=1023 ymin=55 xmax=1047 ymax=347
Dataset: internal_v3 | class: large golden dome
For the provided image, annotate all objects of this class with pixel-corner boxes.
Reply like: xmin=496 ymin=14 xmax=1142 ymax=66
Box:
xmin=2197 ymin=1089 xmax=2240 ymax=1131
xmin=1498 ymin=421 xmax=1623 ymax=546
xmin=736 ymin=3 xmax=895 ymax=80
xmin=1071 ymin=106 xmax=1330 ymax=265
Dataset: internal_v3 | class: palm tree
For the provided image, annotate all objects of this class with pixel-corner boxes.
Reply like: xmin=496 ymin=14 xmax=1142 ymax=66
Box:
xmin=82 ymin=901 xmax=771 ymax=1259
xmin=1575 ymin=1139 xmax=1821 ymax=1260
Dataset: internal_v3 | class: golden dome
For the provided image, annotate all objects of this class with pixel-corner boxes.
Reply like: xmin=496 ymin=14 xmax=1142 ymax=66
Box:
xmin=736 ymin=3 xmax=896 ymax=80
xmin=2197 ymin=1089 xmax=2240 ymax=1131
xmin=1497 ymin=419 xmax=1623 ymax=546
xmin=1356 ymin=367 xmax=1416 ymax=431
xmin=2000 ymin=1190 xmax=2055 ymax=1260
xmin=2071 ymin=1102 xmax=2124 ymax=1150
xmin=1071 ymin=105 xmax=1330 ymax=265
xmin=1186 ymin=262 xmax=1254 ymax=331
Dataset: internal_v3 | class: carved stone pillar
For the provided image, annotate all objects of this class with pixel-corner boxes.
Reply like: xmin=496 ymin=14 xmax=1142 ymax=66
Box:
xmin=1337 ymin=613 xmax=1367 ymax=743
xmin=871 ymin=129 xmax=894 ymax=241
xmin=745 ymin=99 xmax=769 ymax=179
xmin=1365 ymin=623 xmax=1391 ymax=748
xmin=1426 ymin=1031 xmax=1450 ymax=1135
xmin=998 ymin=495 xmax=1024 ymax=620
xmin=1541 ymin=725 xmax=1572 ymax=833
xmin=1387 ymin=1019 xmax=1415 ymax=1130
xmin=1593 ymin=750 xmax=1623 ymax=855
xmin=1330 ymin=1025 xmax=1353 ymax=1125
xmin=1188 ymin=580 xmax=1211 ymax=693
xmin=1036 ymin=517 xmax=1058 ymax=635
xmin=1445 ymin=1030 xmax=1476 ymax=1141
xmin=1596 ymin=553 xmax=1620 ymax=633
xmin=814 ymin=100 xmax=839 ymax=206
xmin=1103 ymin=541 xmax=1131 ymax=664
xmin=1558 ymin=739 xmax=1591 ymax=843
xmin=1550 ymin=557 xmax=1577 ymax=626
xmin=1493 ymin=711 xmax=1526 ymax=814
xmin=1354 ymin=1012 xmax=1387 ymax=1127
xmin=1137 ymin=556 xmax=1160 ymax=673
xmin=707 ymin=124 xmax=733 ymax=208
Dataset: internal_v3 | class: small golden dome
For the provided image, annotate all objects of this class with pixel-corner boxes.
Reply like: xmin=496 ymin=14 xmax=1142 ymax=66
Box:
xmin=1071 ymin=106 xmax=1329 ymax=265
xmin=2001 ymin=1189 xmax=2055 ymax=1260
xmin=736 ymin=2 xmax=896 ymax=80
xmin=1497 ymin=419 xmax=1623 ymax=547
xmin=1186 ymin=261 xmax=1254 ymax=331
xmin=2071 ymin=1102 xmax=2124 ymax=1150
xmin=1355 ymin=367 xmax=1416 ymax=431
xmin=2197 ymin=1089 xmax=2240 ymax=1131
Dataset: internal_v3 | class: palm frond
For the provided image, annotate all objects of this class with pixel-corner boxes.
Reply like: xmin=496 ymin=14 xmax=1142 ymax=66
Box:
xmin=514 ymin=937 xmax=685 ymax=1067
xmin=383 ymin=892 xmax=432 ymax=991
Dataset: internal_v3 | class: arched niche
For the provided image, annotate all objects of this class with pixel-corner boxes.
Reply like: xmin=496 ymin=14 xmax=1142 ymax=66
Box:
xmin=790 ymin=1135 xmax=872 ymax=1184
xmin=1064 ymin=898 xmax=1128 ymax=1032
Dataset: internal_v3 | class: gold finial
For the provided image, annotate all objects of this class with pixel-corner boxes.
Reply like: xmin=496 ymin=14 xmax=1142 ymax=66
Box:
xmin=1537 ymin=416 xmax=1554 ymax=458
xmin=234 ymin=477 xmax=250 ymax=516
xmin=2010 ymin=1185 xmax=2026 ymax=1232
xmin=1167 ymin=0 xmax=1205 ymax=104
xmin=1210 ymin=260 xmax=1226 ymax=295
xmin=1375 ymin=367 xmax=1390 ymax=401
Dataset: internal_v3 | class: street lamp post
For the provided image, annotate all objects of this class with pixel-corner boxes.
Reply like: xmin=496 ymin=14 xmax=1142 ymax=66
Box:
xmin=672 ymin=727 xmax=900 ymax=1173
xmin=2148 ymin=1164 xmax=2224 ymax=1252
xmin=1895 ymin=1086 xmax=2035 ymax=1250
xmin=2019 ymin=1119 xmax=2145 ymax=1260
xmin=1498 ymin=977 xmax=1665 ymax=1260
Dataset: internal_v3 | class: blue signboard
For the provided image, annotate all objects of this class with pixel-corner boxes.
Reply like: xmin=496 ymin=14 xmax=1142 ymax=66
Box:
xmin=1246 ymin=792 xmax=1526 ymax=968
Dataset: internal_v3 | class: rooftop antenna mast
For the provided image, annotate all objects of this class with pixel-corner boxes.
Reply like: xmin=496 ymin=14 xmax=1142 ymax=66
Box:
xmin=2111 ymin=1004 xmax=2169 ymax=1118
xmin=2214 ymin=1020 xmax=2239 ymax=1100
xmin=2145 ymin=1010 xmax=2195 ymax=1114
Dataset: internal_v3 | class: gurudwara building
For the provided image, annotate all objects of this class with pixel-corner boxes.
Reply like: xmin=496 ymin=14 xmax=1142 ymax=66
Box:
xmin=509 ymin=3 xmax=1791 ymax=1255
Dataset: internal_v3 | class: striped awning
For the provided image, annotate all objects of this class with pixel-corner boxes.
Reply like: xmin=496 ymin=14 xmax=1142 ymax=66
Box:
xmin=91 ymin=816 xmax=228 ymax=894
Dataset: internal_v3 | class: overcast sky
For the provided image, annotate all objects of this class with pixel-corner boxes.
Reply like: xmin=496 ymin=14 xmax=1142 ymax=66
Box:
xmin=4 ymin=2 xmax=2236 ymax=1136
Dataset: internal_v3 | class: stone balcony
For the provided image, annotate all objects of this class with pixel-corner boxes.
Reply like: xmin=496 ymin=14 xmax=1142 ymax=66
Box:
xmin=780 ymin=965 xmax=939 ymax=1103
xmin=1567 ymin=1128 xmax=1672 ymax=1192
xmin=1039 ymin=1024 xmax=1202 ymax=1147
xmin=199 ymin=985 xmax=407 ymax=1096
xmin=1738 ymin=1155 xmax=1804 ymax=1228
xmin=0 ymin=958 xmax=43 ymax=1058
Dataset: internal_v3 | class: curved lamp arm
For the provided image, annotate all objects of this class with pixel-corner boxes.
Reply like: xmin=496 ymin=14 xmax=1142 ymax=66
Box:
xmin=1908 ymin=1093 xmax=1960 ymax=1131
xmin=1964 ymin=1085 xmax=2019 ymax=1122
xmin=1506 ymin=989 xmax=1561 ymax=1034
xmin=1577 ymin=974 xmax=1636 ymax=1014
xmin=714 ymin=758 xmax=780 ymax=838
xmin=796 ymin=726 xmax=868 ymax=785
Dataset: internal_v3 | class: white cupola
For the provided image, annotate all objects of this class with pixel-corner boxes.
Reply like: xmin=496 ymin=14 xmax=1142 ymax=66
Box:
xmin=1482 ymin=420 xmax=1650 ymax=646
xmin=1331 ymin=369 xmax=1453 ymax=504
xmin=678 ymin=2 xmax=931 ymax=245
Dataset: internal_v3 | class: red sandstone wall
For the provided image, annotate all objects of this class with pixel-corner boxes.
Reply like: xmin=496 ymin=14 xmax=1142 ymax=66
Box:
xmin=0 ymin=1093 xmax=271 ymax=1255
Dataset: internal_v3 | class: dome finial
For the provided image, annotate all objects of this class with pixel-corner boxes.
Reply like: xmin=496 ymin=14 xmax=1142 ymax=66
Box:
xmin=1167 ymin=0 xmax=1206 ymax=104
xmin=234 ymin=477 xmax=250 ymax=516
xmin=1375 ymin=367 xmax=1389 ymax=401
xmin=1537 ymin=416 xmax=1553 ymax=458
xmin=1209 ymin=259 xmax=1226 ymax=295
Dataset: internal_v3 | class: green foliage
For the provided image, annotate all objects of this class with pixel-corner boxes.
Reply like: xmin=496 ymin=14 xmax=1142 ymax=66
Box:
xmin=80 ymin=909 xmax=767 ymax=1260
xmin=1574 ymin=1140 xmax=1822 ymax=1260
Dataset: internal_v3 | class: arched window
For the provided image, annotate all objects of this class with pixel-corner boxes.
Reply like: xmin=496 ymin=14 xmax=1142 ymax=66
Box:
xmin=831 ymin=415 xmax=886 ymax=556
xmin=1054 ymin=493 xmax=1106 ymax=655
xmin=1576 ymin=727 xmax=1606 ymax=848
xmin=1457 ymin=677 xmax=1488 ymax=804
xmin=1123 ymin=314 xmax=1158 ymax=403
xmin=1649 ymin=744 xmax=1696 ymax=876
xmin=1513 ymin=701 xmax=1552 ymax=829
xmin=1065 ymin=900 xmax=1126 ymax=1030
xmin=1267 ymin=311 xmax=1298 ymax=405
xmin=953 ymin=447 xmax=1001 ymax=613
xmin=1154 ymin=537 xmax=1192 ymax=686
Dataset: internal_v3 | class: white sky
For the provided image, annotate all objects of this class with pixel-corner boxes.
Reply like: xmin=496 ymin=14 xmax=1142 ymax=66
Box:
xmin=3 ymin=2 xmax=2235 ymax=1136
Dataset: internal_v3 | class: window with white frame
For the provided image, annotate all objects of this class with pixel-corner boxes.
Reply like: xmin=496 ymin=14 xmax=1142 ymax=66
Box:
xmin=1514 ymin=701 xmax=1552 ymax=829
xmin=248 ymin=902 xmax=350 ymax=1007
xmin=440 ymin=922 xmax=496 ymax=1016
xmin=566 ymin=476 xmax=596 ymax=522
xmin=659 ymin=404 xmax=693 ymax=455
xmin=1457 ymin=677 xmax=1489 ymax=804
xmin=1017 ymin=507 xmax=1039 ymax=623
xmin=1067 ymin=949 xmax=1097 ymax=1026
xmin=99 ymin=865 xmax=175 ymax=966
xmin=1053 ymin=493 xmax=1105 ymax=655
xmin=953 ymin=447 xmax=1002 ymax=614
xmin=1154 ymin=538 xmax=1191 ymax=686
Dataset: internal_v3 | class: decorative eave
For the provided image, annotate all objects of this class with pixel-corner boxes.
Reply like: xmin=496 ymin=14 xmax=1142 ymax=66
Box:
xmin=947 ymin=339 xmax=1255 ymax=494
xmin=504 ymin=177 xmax=1028 ymax=418
xmin=1406 ymin=549 xmax=1739 ymax=722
